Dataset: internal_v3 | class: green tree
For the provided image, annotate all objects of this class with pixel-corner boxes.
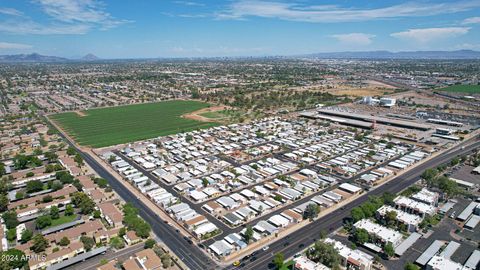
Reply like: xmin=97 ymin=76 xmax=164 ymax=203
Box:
xmin=74 ymin=153 xmax=84 ymax=166
xmin=119 ymin=227 xmax=126 ymax=237
xmin=272 ymin=252 xmax=285 ymax=269
xmin=94 ymin=178 xmax=108 ymax=188
xmin=384 ymin=242 xmax=395 ymax=258
xmin=42 ymin=195 xmax=53 ymax=203
xmin=72 ymin=192 xmax=95 ymax=214
xmin=36 ymin=215 xmax=52 ymax=229
xmin=26 ymin=180 xmax=43 ymax=193
xmin=404 ymin=262 xmax=420 ymax=270
xmin=202 ymin=178 xmax=209 ymax=187
xmin=20 ymin=229 xmax=33 ymax=243
xmin=385 ymin=211 xmax=397 ymax=226
xmin=2 ymin=211 xmax=19 ymax=229
xmin=13 ymin=154 xmax=29 ymax=170
xmin=44 ymin=151 xmax=58 ymax=163
xmin=382 ymin=192 xmax=396 ymax=206
xmin=59 ymin=236 xmax=70 ymax=246
xmin=306 ymin=241 xmax=340 ymax=268
xmin=65 ymin=204 xmax=74 ymax=216
xmin=109 ymin=236 xmax=125 ymax=249
xmin=244 ymin=225 xmax=254 ymax=244
xmin=360 ymin=202 xmax=377 ymax=218
xmin=55 ymin=171 xmax=74 ymax=184
xmin=50 ymin=180 xmax=63 ymax=191
xmin=351 ymin=207 xmax=365 ymax=222
xmin=422 ymin=168 xmax=438 ymax=185
xmin=135 ymin=220 xmax=151 ymax=238
xmin=66 ymin=146 xmax=76 ymax=156
xmin=0 ymin=162 xmax=5 ymax=176
xmin=0 ymin=194 xmax=8 ymax=212
xmin=354 ymin=228 xmax=369 ymax=245
xmin=6 ymin=228 xmax=16 ymax=241
xmin=303 ymin=203 xmax=320 ymax=221
xmin=437 ymin=176 xmax=459 ymax=198
xmin=80 ymin=236 xmax=95 ymax=251
xmin=50 ymin=206 xmax=60 ymax=219
xmin=31 ymin=234 xmax=49 ymax=253
xmin=33 ymin=147 xmax=43 ymax=156
xmin=450 ymin=157 xmax=460 ymax=166
xmin=144 ymin=239 xmax=156 ymax=249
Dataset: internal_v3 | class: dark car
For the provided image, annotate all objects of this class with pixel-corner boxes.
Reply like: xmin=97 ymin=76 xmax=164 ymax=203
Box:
xmin=284 ymin=242 xmax=290 ymax=247
xmin=298 ymin=243 xmax=305 ymax=248
xmin=242 ymin=255 xmax=251 ymax=261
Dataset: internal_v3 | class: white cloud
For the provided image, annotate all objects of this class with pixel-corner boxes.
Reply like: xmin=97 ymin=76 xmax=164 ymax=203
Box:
xmin=0 ymin=7 xmax=23 ymax=16
xmin=217 ymin=1 xmax=480 ymax=22
xmin=173 ymin=1 xmax=205 ymax=7
xmin=462 ymin=16 xmax=480 ymax=24
xmin=0 ymin=42 xmax=32 ymax=50
xmin=331 ymin=33 xmax=375 ymax=46
xmin=0 ymin=0 xmax=130 ymax=35
xmin=0 ymin=20 xmax=91 ymax=35
xmin=390 ymin=27 xmax=470 ymax=44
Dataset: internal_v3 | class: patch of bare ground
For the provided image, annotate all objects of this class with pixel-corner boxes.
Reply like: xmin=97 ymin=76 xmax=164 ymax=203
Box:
xmin=75 ymin=110 xmax=87 ymax=117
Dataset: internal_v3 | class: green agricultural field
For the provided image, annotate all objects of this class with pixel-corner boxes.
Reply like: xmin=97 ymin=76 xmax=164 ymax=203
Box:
xmin=50 ymin=100 xmax=218 ymax=148
xmin=437 ymin=85 xmax=480 ymax=94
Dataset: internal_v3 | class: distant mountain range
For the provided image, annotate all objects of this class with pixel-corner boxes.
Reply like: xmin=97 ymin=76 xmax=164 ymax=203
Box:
xmin=1 ymin=50 xmax=480 ymax=62
xmin=0 ymin=53 xmax=68 ymax=63
xmin=0 ymin=53 xmax=100 ymax=63
xmin=302 ymin=50 xmax=480 ymax=59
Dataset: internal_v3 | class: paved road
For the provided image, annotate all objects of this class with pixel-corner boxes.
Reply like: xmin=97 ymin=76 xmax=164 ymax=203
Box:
xmin=69 ymin=243 xmax=144 ymax=270
xmin=52 ymin=129 xmax=218 ymax=270
xmin=231 ymin=137 xmax=480 ymax=270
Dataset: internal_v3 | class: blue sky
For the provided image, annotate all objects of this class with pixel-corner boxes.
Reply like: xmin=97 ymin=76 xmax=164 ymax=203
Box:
xmin=1 ymin=0 xmax=480 ymax=58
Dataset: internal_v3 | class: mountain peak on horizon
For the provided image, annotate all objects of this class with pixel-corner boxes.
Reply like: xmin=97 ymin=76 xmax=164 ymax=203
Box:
xmin=81 ymin=53 xmax=100 ymax=61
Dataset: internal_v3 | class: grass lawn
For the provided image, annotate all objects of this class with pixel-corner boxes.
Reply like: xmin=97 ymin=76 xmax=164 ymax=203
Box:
xmin=50 ymin=100 xmax=218 ymax=148
xmin=436 ymin=85 xmax=480 ymax=94
xmin=48 ymin=214 xmax=78 ymax=228
xmin=200 ymin=110 xmax=230 ymax=119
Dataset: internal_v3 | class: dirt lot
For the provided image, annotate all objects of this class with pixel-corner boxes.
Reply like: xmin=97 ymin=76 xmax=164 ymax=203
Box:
xmin=75 ymin=110 xmax=87 ymax=117
xmin=324 ymin=87 xmax=394 ymax=97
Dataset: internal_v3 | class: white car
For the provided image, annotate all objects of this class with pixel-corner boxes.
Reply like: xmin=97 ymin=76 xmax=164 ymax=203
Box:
xmin=262 ymin=246 xmax=269 ymax=251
